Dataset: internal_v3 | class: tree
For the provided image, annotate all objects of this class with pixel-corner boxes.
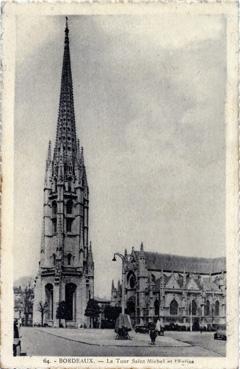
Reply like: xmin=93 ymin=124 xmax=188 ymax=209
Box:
xmin=38 ymin=302 xmax=48 ymax=327
xmin=56 ymin=301 xmax=68 ymax=327
xmin=23 ymin=285 xmax=34 ymax=326
xmin=85 ymin=299 xmax=100 ymax=328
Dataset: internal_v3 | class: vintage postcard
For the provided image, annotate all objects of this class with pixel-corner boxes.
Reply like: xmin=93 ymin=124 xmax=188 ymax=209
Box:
xmin=1 ymin=1 xmax=238 ymax=369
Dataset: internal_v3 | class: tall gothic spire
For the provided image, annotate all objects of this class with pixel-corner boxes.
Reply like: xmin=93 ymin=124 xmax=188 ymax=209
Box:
xmin=54 ymin=17 xmax=77 ymax=168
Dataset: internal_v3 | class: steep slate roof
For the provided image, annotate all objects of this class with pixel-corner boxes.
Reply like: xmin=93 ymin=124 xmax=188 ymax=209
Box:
xmin=136 ymin=251 xmax=225 ymax=274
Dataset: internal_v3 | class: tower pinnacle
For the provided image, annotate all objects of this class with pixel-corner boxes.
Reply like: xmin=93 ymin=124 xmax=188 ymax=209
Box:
xmin=54 ymin=17 xmax=77 ymax=174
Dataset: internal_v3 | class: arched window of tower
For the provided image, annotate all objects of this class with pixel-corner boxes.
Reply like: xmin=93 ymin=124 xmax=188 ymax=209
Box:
xmin=66 ymin=199 xmax=73 ymax=214
xmin=66 ymin=218 xmax=72 ymax=233
xmin=65 ymin=283 xmax=77 ymax=321
xmin=52 ymin=201 xmax=57 ymax=216
xmin=215 ymin=300 xmax=220 ymax=316
xmin=45 ymin=284 xmax=53 ymax=321
xmin=67 ymin=253 xmax=72 ymax=266
xmin=52 ymin=218 xmax=57 ymax=234
xmin=52 ymin=201 xmax=57 ymax=234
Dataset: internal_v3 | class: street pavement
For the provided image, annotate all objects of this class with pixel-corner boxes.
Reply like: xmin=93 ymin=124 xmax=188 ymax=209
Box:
xmin=20 ymin=327 xmax=225 ymax=357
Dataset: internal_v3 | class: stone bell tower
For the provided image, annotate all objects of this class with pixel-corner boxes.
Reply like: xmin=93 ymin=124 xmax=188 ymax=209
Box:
xmin=33 ymin=18 xmax=94 ymax=327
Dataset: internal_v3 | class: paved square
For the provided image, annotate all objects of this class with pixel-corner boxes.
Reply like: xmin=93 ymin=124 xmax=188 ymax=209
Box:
xmin=20 ymin=328 xmax=226 ymax=357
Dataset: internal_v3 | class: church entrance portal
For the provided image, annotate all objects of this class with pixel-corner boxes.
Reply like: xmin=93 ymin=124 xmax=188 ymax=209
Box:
xmin=45 ymin=283 xmax=53 ymax=321
xmin=65 ymin=283 xmax=77 ymax=321
xmin=126 ymin=296 xmax=136 ymax=326
xmin=192 ymin=318 xmax=200 ymax=331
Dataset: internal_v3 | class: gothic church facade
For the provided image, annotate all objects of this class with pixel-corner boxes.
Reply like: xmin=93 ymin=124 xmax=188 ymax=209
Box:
xmin=33 ymin=20 xmax=94 ymax=327
xmin=111 ymin=243 xmax=226 ymax=330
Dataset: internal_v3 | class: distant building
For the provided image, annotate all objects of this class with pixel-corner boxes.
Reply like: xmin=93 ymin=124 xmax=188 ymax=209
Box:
xmin=95 ymin=297 xmax=111 ymax=327
xmin=14 ymin=286 xmax=24 ymax=320
xmin=111 ymin=243 xmax=226 ymax=330
xmin=33 ymin=19 xmax=94 ymax=328
xmin=14 ymin=285 xmax=34 ymax=326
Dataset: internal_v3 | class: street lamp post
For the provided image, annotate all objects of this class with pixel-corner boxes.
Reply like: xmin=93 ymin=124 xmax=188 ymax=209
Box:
xmin=112 ymin=252 xmax=135 ymax=315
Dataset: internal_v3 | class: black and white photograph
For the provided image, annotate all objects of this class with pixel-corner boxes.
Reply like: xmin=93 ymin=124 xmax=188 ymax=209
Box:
xmin=1 ymin=3 xmax=239 ymax=369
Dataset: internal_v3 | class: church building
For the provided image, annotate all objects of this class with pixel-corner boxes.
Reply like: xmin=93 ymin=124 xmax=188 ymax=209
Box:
xmin=33 ymin=19 xmax=94 ymax=327
xmin=111 ymin=243 xmax=226 ymax=330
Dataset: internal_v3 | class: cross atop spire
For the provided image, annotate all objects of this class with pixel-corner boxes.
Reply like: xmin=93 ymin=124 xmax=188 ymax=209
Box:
xmin=54 ymin=18 xmax=77 ymax=175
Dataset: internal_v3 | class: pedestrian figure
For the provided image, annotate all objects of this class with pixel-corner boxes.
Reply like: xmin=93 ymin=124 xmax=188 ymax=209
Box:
xmin=156 ymin=318 xmax=161 ymax=336
xmin=13 ymin=319 xmax=21 ymax=356
xmin=149 ymin=322 xmax=157 ymax=345
xmin=160 ymin=320 xmax=165 ymax=336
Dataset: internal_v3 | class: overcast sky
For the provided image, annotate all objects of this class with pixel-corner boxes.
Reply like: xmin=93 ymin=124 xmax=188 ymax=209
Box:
xmin=14 ymin=15 xmax=226 ymax=297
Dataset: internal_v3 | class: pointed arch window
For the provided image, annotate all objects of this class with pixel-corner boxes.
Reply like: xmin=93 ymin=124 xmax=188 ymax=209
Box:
xmin=52 ymin=218 xmax=57 ymax=233
xmin=66 ymin=218 xmax=72 ymax=232
xmin=189 ymin=300 xmax=197 ymax=316
xmin=127 ymin=272 xmax=136 ymax=289
xmin=204 ymin=300 xmax=210 ymax=316
xmin=52 ymin=201 xmax=57 ymax=234
xmin=170 ymin=299 xmax=178 ymax=315
xmin=215 ymin=300 xmax=220 ymax=316
xmin=52 ymin=253 xmax=56 ymax=266
xmin=52 ymin=201 xmax=57 ymax=216
xmin=66 ymin=200 xmax=73 ymax=214
xmin=67 ymin=253 xmax=72 ymax=266
xmin=154 ymin=299 xmax=160 ymax=316
xmin=67 ymin=182 xmax=72 ymax=192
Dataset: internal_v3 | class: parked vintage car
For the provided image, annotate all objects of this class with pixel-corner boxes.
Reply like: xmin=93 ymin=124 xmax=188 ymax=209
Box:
xmin=135 ymin=325 xmax=149 ymax=334
xmin=214 ymin=328 xmax=227 ymax=341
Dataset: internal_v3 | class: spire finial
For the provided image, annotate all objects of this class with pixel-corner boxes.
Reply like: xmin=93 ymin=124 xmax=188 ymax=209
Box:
xmin=64 ymin=17 xmax=69 ymax=45
xmin=65 ymin=17 xmax=69 ymax=32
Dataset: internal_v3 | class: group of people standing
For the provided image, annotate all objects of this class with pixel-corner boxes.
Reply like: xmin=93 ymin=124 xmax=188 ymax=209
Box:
xmin=149 ymin=318 xmax=164 ymax=345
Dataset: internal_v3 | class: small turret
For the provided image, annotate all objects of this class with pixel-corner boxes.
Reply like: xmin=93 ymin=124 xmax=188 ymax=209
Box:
xmin=138 ymin=242 xmax=147 ymax=277
xmin=46 ymin=140 xmax=52 ymax=167
xmin=44 ymin=141 xmax=52 ymax=187
xmin=160 ymin=269 xmax=164 ymax=289
xmin=80 ymin=146 xmax=84 ymax=165
xmin=87 ymin=241 xmax=94 ymax=276
xmin=77 ymin=139 xmax=81 ymax=163
xmin=183 ymin=268 xmax=186 ymax=288
xmin=117 ymin=280 xmax=121 ymax=294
